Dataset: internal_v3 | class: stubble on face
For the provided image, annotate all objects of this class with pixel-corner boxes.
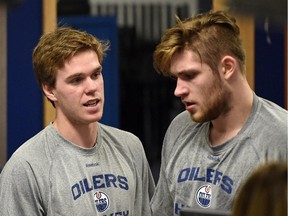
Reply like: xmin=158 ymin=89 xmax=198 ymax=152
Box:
xmin=189 ymin=73 xmax=231 ymax=123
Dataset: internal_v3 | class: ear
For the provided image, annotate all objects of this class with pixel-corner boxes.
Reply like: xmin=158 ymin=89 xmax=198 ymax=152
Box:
xmin=42 ymin=84 xmax=57 ymax=103
xmin=219 ymin=56 xmax=237 ymax=80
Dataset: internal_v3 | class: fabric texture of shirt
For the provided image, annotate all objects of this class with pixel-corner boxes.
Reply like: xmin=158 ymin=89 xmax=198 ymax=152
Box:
xmin=151 ymin=94 xmax=287 ymax=216
xmin=0 ymin=123 xmax=155 ymax=216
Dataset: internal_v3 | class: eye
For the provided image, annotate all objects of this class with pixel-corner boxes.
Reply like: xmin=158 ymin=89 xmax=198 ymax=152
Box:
xmin=183 ymin=74 xmax=193 ymax=80
xmin=70 ymin=76 xmax=83 ymax=84
xmin=180 ymin=72 xmax=198 ymax=81
xmin=92 ymin=70 xmax=102 ymax=80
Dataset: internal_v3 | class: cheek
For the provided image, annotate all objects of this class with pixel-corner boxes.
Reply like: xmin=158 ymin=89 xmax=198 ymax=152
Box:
xmin=200 ymin=80 xmax=222 ymax=102
xmin=99 ymin=80 xmax=105 ymax=93
xmin=62 ymin=89 xmax=77 ymax=99
xmin=55 ymin=88 xmax=82 ymax=105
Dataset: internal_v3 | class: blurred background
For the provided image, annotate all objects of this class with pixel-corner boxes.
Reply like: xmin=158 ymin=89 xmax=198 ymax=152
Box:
xmin=0 ymin=0 xmax=287 ymax=181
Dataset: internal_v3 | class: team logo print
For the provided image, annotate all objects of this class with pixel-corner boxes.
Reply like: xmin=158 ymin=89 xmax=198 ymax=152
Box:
xmin=195 ymin=184 xmax=212 ymax=208
xmin=94 ymin=191 xmax=110 ymax=212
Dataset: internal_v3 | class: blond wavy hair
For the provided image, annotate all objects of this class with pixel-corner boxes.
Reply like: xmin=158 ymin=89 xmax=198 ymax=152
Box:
xmin=153 ymin=10 xmax=245 ymax=76
xmin=33 ymin=27 xmax=109 ymax=91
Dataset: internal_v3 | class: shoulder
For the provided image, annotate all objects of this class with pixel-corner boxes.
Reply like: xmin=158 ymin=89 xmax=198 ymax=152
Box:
xmin=98 ymin=124 xmax=150 ymax=173
xmin=254 ymin=96 xmax=287 ymax=132
xmin=99 ymin=123 xmax=144 ymax=154
xmin=247 ymin=96 xmax=287 ymax=160
xmin=1 ymin=125 xmax=56 ymax=178
xmin=257 ymin=96 xmax=287 ymax=118
xmin=8 ymin=126 xmax=52 ymax=161
xmin=99 ymin=123 xmax=141 ymax=144
xmin=0 ymin=128 xmax=51 ymax=190
xmin=162 ymin=111 xmax=203 ymax=158
xmin=170 ymin=110 xmax=191 ymax=126
xmin=165 ymin=111 xmax=201 ymax=140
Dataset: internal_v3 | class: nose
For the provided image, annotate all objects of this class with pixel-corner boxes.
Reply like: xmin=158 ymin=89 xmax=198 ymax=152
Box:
xmin=174 ymin=78 xmax=188 ymax=97
xmin=84 ymin=78 xmax=98 ymax=94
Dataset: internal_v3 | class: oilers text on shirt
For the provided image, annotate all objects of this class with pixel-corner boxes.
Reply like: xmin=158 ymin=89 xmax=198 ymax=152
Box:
xmin=71 ymin=173 xmax=129 ymax=215
xmin=174 ymin=166 xmax=234 ymax=215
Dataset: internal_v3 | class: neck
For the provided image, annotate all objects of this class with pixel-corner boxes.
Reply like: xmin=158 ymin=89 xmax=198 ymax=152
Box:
xmin=209 ymin=82 xmax=253 ymax=147
xmin=53 ymin=119 xmax=98 ymax=148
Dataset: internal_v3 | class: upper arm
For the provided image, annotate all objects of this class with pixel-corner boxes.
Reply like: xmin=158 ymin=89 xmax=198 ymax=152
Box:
xmin=0 ymin=158 xmax=45 ymax=216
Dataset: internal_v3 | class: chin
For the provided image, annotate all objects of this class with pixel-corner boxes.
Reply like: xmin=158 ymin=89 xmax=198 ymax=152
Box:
xmin=91 ymin=116 xmax=102 ymax=123
xmin=85 ymin=114 xmax=103 ymax=123
xmin=190 ymin=112 xmax=208 ymax=123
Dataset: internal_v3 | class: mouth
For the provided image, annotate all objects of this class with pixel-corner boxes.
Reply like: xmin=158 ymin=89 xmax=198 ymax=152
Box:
xmin=183 ymin=101 xmax=196 ymax=110
xmin=83 ymin=99 xmax=99 ymax=107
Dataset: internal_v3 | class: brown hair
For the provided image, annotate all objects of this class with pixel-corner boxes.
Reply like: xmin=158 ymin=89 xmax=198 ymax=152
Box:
xmin=153 ymin=10 xmax=245 ymax=76
xmin=33 ymin=27 xmax=110 ymax=90
xmin=232 ymin=162 xmax=287 ymax=216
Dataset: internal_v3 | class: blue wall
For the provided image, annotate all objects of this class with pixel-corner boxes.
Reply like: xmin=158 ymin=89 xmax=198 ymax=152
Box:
xmin=255 ymin=19 xmax=285 ymax=108
xmin=7 ymin=0 xmax=43 ymax=158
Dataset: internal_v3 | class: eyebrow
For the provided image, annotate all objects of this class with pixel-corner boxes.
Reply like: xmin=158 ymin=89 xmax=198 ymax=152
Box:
xmin=173 ymin=69 xmax=199 ymax=75
xmin=65 ymin=65 xmax=103 ymax=81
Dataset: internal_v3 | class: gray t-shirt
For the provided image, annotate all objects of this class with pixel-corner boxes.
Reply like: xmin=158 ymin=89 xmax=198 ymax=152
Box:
xmin=0 ymin=123 xmax=155 ymax=216
xmin=151 ymin=94 xmax=287 ymax=215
